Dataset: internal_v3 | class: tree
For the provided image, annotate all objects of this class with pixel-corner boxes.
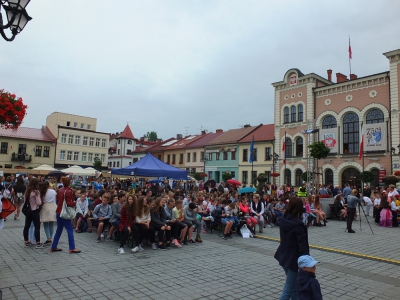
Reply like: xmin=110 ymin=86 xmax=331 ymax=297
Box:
xmin=301 ymin=171 xmax=313 ymax=183
xmin=93 ymin=160 xmax=102 ymax=171
xmin=0 ymin=90 xmax=28 ymax=129
xmin=359 ymin=171 xmax=375 ymax=183
xmin=382 ymin=175 xmax=400 ymax=187
xmin=222 ymin=172 xmax=232 ymax=182
xmin=144 ymin=131 xmax=158 ymax=142
xmin=308 ymin=141 xmax=330 ymax=159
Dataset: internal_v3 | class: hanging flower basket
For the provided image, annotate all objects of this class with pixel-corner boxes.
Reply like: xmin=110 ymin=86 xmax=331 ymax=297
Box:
xmin=0 ymin=90 xmax=28 ymax=129
xmin=199 ymin=172 xmax=207 ymax=178
xmin=270 ymin=172 xmax=280 ymax=177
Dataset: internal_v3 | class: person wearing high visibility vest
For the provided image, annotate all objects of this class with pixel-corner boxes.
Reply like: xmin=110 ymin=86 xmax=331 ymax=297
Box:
xmin=298 ymin=183 xmax=308 ymax=197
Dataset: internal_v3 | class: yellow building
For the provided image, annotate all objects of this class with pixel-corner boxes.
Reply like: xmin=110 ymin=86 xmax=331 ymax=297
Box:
xmin=46 ymin=112 xmax=109 ymax=169
xmin=0 ymin=126 xmax=56 ymax=170
xmin=238 ymin=124 xmax=275 ymax=184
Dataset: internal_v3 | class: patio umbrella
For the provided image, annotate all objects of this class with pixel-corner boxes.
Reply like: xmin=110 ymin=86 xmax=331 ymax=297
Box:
xmin=227 ymin=179 xmax=241 ymax=186
xmin=238 ymin=187 xmax=257 ymax=194
xmin=47 ymin=170 xmax=68 ymax=177
xmin=204 ymin=179 xmax=216 ymax=188
xmin=32 ymin=164 xmax=57 ymax=171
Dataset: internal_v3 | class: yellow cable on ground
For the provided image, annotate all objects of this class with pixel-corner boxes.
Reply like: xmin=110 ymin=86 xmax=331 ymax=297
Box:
xmin=257 ymin=235 xmax=400 ymax=265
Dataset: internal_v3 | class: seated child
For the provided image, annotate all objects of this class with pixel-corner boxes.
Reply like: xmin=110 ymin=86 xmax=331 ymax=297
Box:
xmin=296 ymin=255 xmax=323 ymax=300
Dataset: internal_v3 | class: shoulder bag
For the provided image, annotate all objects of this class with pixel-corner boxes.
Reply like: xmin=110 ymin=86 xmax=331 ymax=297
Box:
xmin=60 ymin=190 xmax=76 ymax=220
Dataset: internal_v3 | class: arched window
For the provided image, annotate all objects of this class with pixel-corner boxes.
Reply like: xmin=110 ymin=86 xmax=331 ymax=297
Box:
xmin=322 ymin=115 xmax=337 ymax=129
xmin=291 ymin=106 xmax=296 ymax=122
xmin=295 ymin=169 xmax=303 ymax=186
xmin=284 ymin=169 xmax=291 ymax=185
xmin=297 ymin=104 xmax=303 ymax=122
xmin=284 ymin=107 xmax=289 ymax=123
xmin=285 ymin=138 xmax=293 ymax=157
xmin=343 ymin=112 xmax=359 ymax=154
xmin=324 ymin=169 xmax=333 ymax=187
xmin=366 ymin=109 xmax=384 ymax=124
xmin=295 ymin=137 xmax=303 ymax=157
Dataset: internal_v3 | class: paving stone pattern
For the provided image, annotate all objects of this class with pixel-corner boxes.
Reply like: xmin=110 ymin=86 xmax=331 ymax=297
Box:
xmin=0 ymin=215 xmax=399 ymax=300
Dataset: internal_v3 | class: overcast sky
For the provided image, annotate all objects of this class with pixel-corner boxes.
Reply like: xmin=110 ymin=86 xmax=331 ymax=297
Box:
xmin=1 ymin=0 xmax=399 ymax=140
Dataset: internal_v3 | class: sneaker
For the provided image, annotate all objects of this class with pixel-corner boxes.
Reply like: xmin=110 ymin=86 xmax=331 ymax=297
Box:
xmin=97 ymin=237 xmax=101 ymax=243
xmin=24 ymin=242 xmax=32 ymax=247
xmin=118 ymin=247 xmax=125 ymax=254
xmin=106 ymin=236 xmax=112 ymax=241
xmin=132 ymin=246 xmax=139 ymax=253
xmin=267 ymin=224 xmax=271 ymax=228
xmin=174 ymin=240 xmax=182 ymax=248
xmin=221 ymin=235 xmax=228 ymax=240
xmin=159 ymin=244 xmax=167 ymax=251
xmin=138 ymin=245 xmax=144 ymax=251
xmin=35 ymin=243 xmax=44 ymax=249
xmin=75 ymin=229 xmax=82 ymax=233
xmin=43 ymin=240 xmax=52 ymax=246
xmin=189 ymin=239 xmax=196 ymax=244
xmin=100 ymin=233 xmax=104 ymax=238
xmin=195 ymin=236 xmax=203 ymax=243
xmin=181 ymin=240 xmax=188 ymax=245
xmin=151 ymin=243 xmax=158 ymax=250
xmin=271 ymin=223 xmax=275 ymax=227
xmin=14 ymin=215 xmax=17 ymax=220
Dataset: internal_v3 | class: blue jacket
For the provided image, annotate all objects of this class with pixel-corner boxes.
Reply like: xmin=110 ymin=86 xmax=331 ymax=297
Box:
xmin=296 ymin=269 xmax=323 ymax=300
xmin=274 ymin=213 xmax=309 ymax=272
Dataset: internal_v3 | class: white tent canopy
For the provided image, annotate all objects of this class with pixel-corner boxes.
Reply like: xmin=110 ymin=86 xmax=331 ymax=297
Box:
xmin=61 ymin=165 xmax=96 ymax=176
xmin=33 ymin=164 xmax=57 ymax=171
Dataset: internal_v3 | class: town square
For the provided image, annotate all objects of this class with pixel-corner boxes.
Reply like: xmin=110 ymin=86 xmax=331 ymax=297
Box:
xmin=1 ymin=1 xmax=400 ymax=299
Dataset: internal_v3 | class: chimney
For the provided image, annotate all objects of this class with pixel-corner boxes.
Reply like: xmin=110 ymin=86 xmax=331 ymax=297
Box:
xmin=177 ymin=134 xmax=183 ymax=139
xmin=243 ymin=124 xmax=251 ymax=128
xmin=216 ymin=129 xmax=223 ymax=133
xmin=336 ymin=73 xmax=348 ymax=83
xmin=157 ymin=139 xmax=162 ymax=143
xmin=327 ymin=69 xmax=332 ymax=81
xmin=201 ymin=130 xmax=206 ymax=135
xmin=350 ymin=74 xmax=358 ymax=80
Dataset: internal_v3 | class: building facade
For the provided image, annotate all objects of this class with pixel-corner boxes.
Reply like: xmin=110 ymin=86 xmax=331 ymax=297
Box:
xmin=46 ymin=112 xmax=109 ymax=169
xmin=272 ymin=48 xmax=400 ymax=188
xmin=0 ymin=126 xmax=56 ymax=169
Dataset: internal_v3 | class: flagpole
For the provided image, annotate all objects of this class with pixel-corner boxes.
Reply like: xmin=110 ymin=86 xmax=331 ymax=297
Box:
xmin=349 ymin=36 xmax=352 ymax=77
xmin=251 ymin=135 xmax=254 ymax=185
xmin=362 ymin=122 xmax=365 ymax=195
xmin=284 ymin=131 xmax=287 ymax=185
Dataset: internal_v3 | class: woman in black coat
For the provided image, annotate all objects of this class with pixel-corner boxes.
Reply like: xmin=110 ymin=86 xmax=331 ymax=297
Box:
xmin=274 ymin=197 xmax=310 ymax=300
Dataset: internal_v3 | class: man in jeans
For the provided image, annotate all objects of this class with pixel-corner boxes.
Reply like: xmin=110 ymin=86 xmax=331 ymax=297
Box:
xmin=93 ymin=195 xmax=112 ymax=242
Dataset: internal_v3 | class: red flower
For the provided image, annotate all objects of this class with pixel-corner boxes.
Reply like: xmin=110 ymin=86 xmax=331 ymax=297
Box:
xmin=0 ymin=89 xmax=28 ymax=129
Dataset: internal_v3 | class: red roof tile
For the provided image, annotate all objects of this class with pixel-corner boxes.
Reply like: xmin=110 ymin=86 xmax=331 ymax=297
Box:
xmin=118 ymin=125 xmax=135 ymax=140
xmin=164 ymin=135 xmax=204 ymax=150
xmin=146 ymin=138 xmax=175 ymax=152
xmin=239 ymin=124 xmax=275 ymax=143
xmin=0 ymin=126 xmax=56 ymax=142
xmin=207 ymin=126 xmax=259 ymax=145
xmin=186 ymin=131 xmax=224 ymax=148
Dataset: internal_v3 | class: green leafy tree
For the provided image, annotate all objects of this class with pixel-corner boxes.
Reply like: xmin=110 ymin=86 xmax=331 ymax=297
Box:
xmin=382 ymin=175 xmax=400 ymax=186
xmin=193 ymin=172 xmax=201 ymax=181
xmin=144 ymin=131 xmax=158 ymax=142
xmin=93 ymin=160 xmax=102 ymax=171
xmin=301 ymin=171 xmax=313 ymax=183
xmin=359 ymin=171 xmax=375 ymax=183
xmin=308 ymin=141 xmax=330 ymax=159
xmin=222 ymin=172 xmax=232 ymax=182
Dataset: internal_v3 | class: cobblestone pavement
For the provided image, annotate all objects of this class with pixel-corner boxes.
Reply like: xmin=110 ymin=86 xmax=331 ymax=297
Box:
xmin=1 ymin=214 xmax=400 ymax=300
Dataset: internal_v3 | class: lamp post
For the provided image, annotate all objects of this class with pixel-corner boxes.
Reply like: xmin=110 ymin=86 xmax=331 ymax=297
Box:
xmin=272 ymin=152 xmax=279 ymax=184
xmin=0 ymin=0 xmax=32 ymax=42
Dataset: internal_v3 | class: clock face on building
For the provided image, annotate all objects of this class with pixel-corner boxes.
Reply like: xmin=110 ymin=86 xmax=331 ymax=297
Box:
xmin=290 ymin=75 xmax=297 ymax=85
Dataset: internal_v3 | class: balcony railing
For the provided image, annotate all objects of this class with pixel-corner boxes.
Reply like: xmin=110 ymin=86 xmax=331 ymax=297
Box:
xmin=11 ymin=153 xmax=32 ymax=162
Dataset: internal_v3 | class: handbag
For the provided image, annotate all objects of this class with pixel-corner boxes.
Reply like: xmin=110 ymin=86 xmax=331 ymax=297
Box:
xmin=21 ymin=197 xmax=32 ymax=216
xmin=60 ymin=190 xmax=76 ymax=220
xmin=0 ymin=198 xmax=16 ymax=219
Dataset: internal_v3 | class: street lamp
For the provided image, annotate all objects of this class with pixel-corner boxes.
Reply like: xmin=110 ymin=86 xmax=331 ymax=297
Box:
xmin=201 ymin=154 xmax=210 ymax=174
xmin=0 ymin=0 xmax=32 ymax=42
xmin=272 ymin=152 xmax=279 ymax=184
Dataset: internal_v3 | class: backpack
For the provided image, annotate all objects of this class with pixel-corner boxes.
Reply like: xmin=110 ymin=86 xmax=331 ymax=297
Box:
xmin=16 ymin=192 xmax=24 ymax=203
xmin=0 ymin=198 xmax=16 ymax=219
xmin=3 ymin=184 xmax=12 ymax=200
xmin=22 ymin=197 xmax=32 ymax=216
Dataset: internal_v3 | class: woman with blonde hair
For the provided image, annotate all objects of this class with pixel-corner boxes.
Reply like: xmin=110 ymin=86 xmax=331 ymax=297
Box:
xmin=39 ymin=181 xmax=57 ymax=245
xmin=50 ymin=177 xmax=81 ymax=253
xmin=135 ymin=196 xmax=155 ymax=249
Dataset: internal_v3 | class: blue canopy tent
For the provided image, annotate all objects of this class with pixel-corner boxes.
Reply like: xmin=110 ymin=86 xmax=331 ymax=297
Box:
xmin=111 ymin=153 xmax=187 ymax=179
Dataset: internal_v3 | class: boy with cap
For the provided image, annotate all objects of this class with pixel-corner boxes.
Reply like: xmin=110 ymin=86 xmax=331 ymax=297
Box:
xmin=296 ymin=255 xmax=323 ymax=300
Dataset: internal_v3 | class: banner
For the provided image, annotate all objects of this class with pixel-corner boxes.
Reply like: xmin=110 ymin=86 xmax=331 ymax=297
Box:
xmin=364 ymin=123 xmax=386 ymax=151
xmin=320 ymin=128 xmax=338 ymax=153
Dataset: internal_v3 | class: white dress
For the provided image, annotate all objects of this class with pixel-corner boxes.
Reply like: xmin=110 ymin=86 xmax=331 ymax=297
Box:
xmin=40 ymin=189 xmax=57 ymax=222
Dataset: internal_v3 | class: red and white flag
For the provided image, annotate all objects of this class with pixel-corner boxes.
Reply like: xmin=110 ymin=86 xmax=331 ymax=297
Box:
xmin=359 ymin=125 xmax=364 ymax=160
xmin=282 ymin=140 xmax=286 ymax=164
xmin=349 ymin=37 xmax=352 ymax=59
